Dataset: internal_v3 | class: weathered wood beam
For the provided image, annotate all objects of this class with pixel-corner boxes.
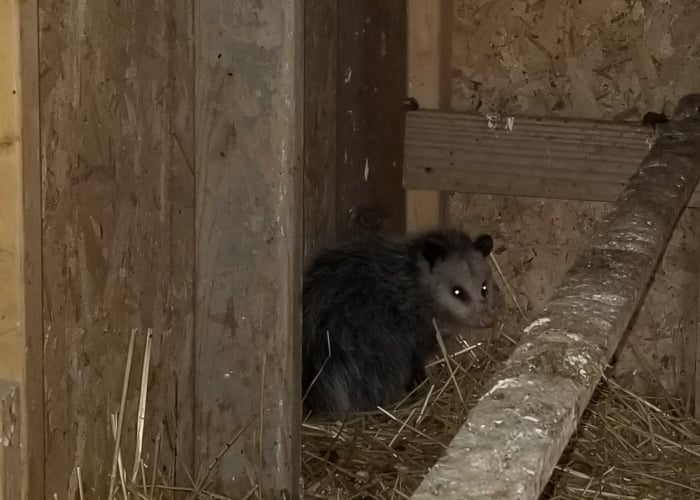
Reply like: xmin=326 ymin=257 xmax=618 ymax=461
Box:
xmin=410 ymin=94 xmax=700 ymax=500
xmin=0 ymin=380 xmax=20 ymax=500
xmin=194 ymin=1 xmax=303 ymax=498
xmin=403 ymin=109 xmax=700 ymax=208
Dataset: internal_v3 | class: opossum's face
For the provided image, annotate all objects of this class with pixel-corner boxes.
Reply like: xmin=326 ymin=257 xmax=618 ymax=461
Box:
xmin=419 ymin=233 xmax=496 ymax=329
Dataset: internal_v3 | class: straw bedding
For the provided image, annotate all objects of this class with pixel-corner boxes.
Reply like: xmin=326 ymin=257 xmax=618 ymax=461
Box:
xmin=94 ymin=326 xmax=700 ymax=500
xmin=301 ymin=328 xmax=700 ymax=500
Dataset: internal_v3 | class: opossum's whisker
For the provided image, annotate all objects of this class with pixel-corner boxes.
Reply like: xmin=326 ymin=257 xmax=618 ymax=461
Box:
xmin=489 ymin=253 xmax=526 ymax=319
xmin=433 ymin=318 xmax=466 ymax=409
xmin=416 ymin=384 xmax=435 ymax=425
xmin=425 ymin=343 xmax=481 ymax=368
xmin=303 ymin=331 xmax=333 ymax=403
xmin=389 ymin=408 xmax=417 ymax=448
xmin=375 ymin=406 xmax=447 ymax=449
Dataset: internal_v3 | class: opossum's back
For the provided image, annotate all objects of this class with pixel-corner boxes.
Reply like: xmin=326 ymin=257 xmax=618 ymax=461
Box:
xmin=302 ymin=237 xmax=420 ymax=320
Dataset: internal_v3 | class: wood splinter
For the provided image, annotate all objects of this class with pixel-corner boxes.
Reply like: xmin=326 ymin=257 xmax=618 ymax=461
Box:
xmin=410 ymin=94 xmax=700 ymax=500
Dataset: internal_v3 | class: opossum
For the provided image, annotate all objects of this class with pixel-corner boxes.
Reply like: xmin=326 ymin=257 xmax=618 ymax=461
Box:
xmin=301 ymin=228 xmax=496 ymax=418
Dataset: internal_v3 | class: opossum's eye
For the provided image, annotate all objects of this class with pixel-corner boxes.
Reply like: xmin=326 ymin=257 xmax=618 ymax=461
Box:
xmin=481 ymin=282 xmax=488 ymax=297
xmin=452 ymin=286 xmax=467 ymax=301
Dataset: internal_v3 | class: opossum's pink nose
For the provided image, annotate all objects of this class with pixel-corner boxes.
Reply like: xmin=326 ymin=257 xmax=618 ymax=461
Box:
xmin=479 ymin=313 xmax=495 ymax=328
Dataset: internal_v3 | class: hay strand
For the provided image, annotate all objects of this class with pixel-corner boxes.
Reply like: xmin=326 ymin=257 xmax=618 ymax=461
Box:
xmin=109 ymin=328 xmax=138 ymax=499
xmin=131 ymin=328 xmax=153 ymax=482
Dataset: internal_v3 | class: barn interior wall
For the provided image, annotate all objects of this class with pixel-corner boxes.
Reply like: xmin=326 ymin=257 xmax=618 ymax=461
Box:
xmin=447 ymin=0 xmax=700 ymax=402
xmin=38 ymin=0 xmax=195 ymax=496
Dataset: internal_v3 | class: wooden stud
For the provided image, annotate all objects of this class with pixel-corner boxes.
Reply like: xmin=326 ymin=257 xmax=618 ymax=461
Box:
xmin=304 ymin=0 xmax=338 ymax=262
xmin=0 ymin=2 xmax=43 ymax=497
xmin=410 ymin=95 xmax=700 ymax=500
xmin=40 ymin=1 xmax=196 ymax=496
xmin=406 ymin=0 xmax=451 ymax=233
xmin=18 ymin=0 xmax=44 ymax=497
xmin=335 ymin=0 xmax=407 ymax=241
xmin=194 ymin=1 xmax=303 ymax=497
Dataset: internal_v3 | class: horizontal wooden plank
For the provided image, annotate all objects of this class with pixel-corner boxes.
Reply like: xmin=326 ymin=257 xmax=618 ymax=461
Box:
xmin=403 ymin=109 xmax=700 ymax=208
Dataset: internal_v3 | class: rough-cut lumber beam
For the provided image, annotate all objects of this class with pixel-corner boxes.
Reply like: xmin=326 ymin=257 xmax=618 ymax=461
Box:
xmin=410 ymin=94 xmax=700 ymax=500
xmin=195 ymin=1 xmax=303 ymax=498
xmin=1 ymin=2 xmax=43 ymax=498
xmin=403 ymin=109 xmax=700 ymax=208
xmin=0 ymin=380 xmax=20 ymax=500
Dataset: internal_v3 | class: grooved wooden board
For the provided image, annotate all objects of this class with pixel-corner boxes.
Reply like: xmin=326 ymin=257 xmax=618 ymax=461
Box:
xmin=403 ymin=110 xmax=700 ymax=208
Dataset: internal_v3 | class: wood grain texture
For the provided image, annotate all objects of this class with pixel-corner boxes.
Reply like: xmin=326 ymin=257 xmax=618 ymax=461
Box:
xmin=0 ymin=380 xmax=20 ymax=500
xmin=335 ymin=0 xmax=406 ymax=240
xmin=0 ymin=0 xmax=23 ymax=386
xmin=18 ymin=0 xmax=44 ymax=497
xmin=39 ymin=0 xmax=195 ymax=496
xmin=410 ymin=95 xmax=700 ymax=500
xmin=404 ymin=109 xmax=700 ymax=208
xmin=406 ymin=0 xmax=448 ymax=232
xmin=304 ymin=0 xmax=337 ymax=262
xmin=1 ymin=2 xmax=43 ymax=497
xmin=194 ymin=1 xmax=303 ymax=497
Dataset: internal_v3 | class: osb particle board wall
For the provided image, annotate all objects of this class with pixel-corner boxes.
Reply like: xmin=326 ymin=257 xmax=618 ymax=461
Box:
xmin=39 ymin=1 xmax=194 ymax=496
xmin=447 ymin=0 xmax=700 ymax=402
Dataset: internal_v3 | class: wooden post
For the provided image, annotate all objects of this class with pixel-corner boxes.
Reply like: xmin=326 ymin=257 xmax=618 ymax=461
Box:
xmin=194 ymin=1 xmax=303 ymax=498
xmin=0 ymin=1 xmax=43 ymax=498
xmin=304 ymin=0 xmax=338 ymax=262
xmin=405 ymin=0 xmax=451 ymax=232
xmin=335 ymin=0 xmax=407 ymax=241
xmin=39 ymin=1 xmax=196 ymax=496
xmin=0 ymin=381 xmax=21 ymax=500
xmin=410 ymin=94 xmax=700 ymax=500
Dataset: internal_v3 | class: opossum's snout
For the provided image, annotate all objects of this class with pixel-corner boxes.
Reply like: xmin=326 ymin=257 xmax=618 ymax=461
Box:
xmin=479 ymin=311 xmax=495 ymax=328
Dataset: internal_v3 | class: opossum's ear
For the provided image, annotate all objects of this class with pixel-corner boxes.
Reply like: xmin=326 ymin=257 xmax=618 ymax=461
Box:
xmin=421 ymin=236 xmax=449 ymax=268
xmin=474 ymin=234 xmax=493 ymax=256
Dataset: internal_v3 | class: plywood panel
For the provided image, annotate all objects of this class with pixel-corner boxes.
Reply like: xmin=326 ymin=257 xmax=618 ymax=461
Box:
xmin=39 ymin=0 xmax=195 ymax=496
xmin=194 ymin=1 xmax=303 ymax=497
xmin=335 ymin=0 xmax=406 ymax=241
xmin=448 ymin=0 xmax=700 ymax=404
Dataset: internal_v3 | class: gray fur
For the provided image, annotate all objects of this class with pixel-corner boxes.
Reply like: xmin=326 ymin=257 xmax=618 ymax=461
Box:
xmin=302 ymin=228 xmax=496 ymax=419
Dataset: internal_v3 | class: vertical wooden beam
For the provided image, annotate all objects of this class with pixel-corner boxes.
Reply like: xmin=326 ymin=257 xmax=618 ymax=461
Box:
xmin=0 ymin=381 xmax=21 ymax=500
xmin=39 ymin=1 xmax=195 ymax=496
xmin=304 ymin=0 xmax=338 ymax=262
xmin=335 ymin=0 xmax=406 ymax=241
xmin=194 ymin=1 xmax=303 ymax=498
xmin=0 ymin=1 xmax=43 ymax=497
xmin=405 ymin=0 xmax=451 ymax=232
xmin=18 ymin=0 xmax=44 ymax=497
